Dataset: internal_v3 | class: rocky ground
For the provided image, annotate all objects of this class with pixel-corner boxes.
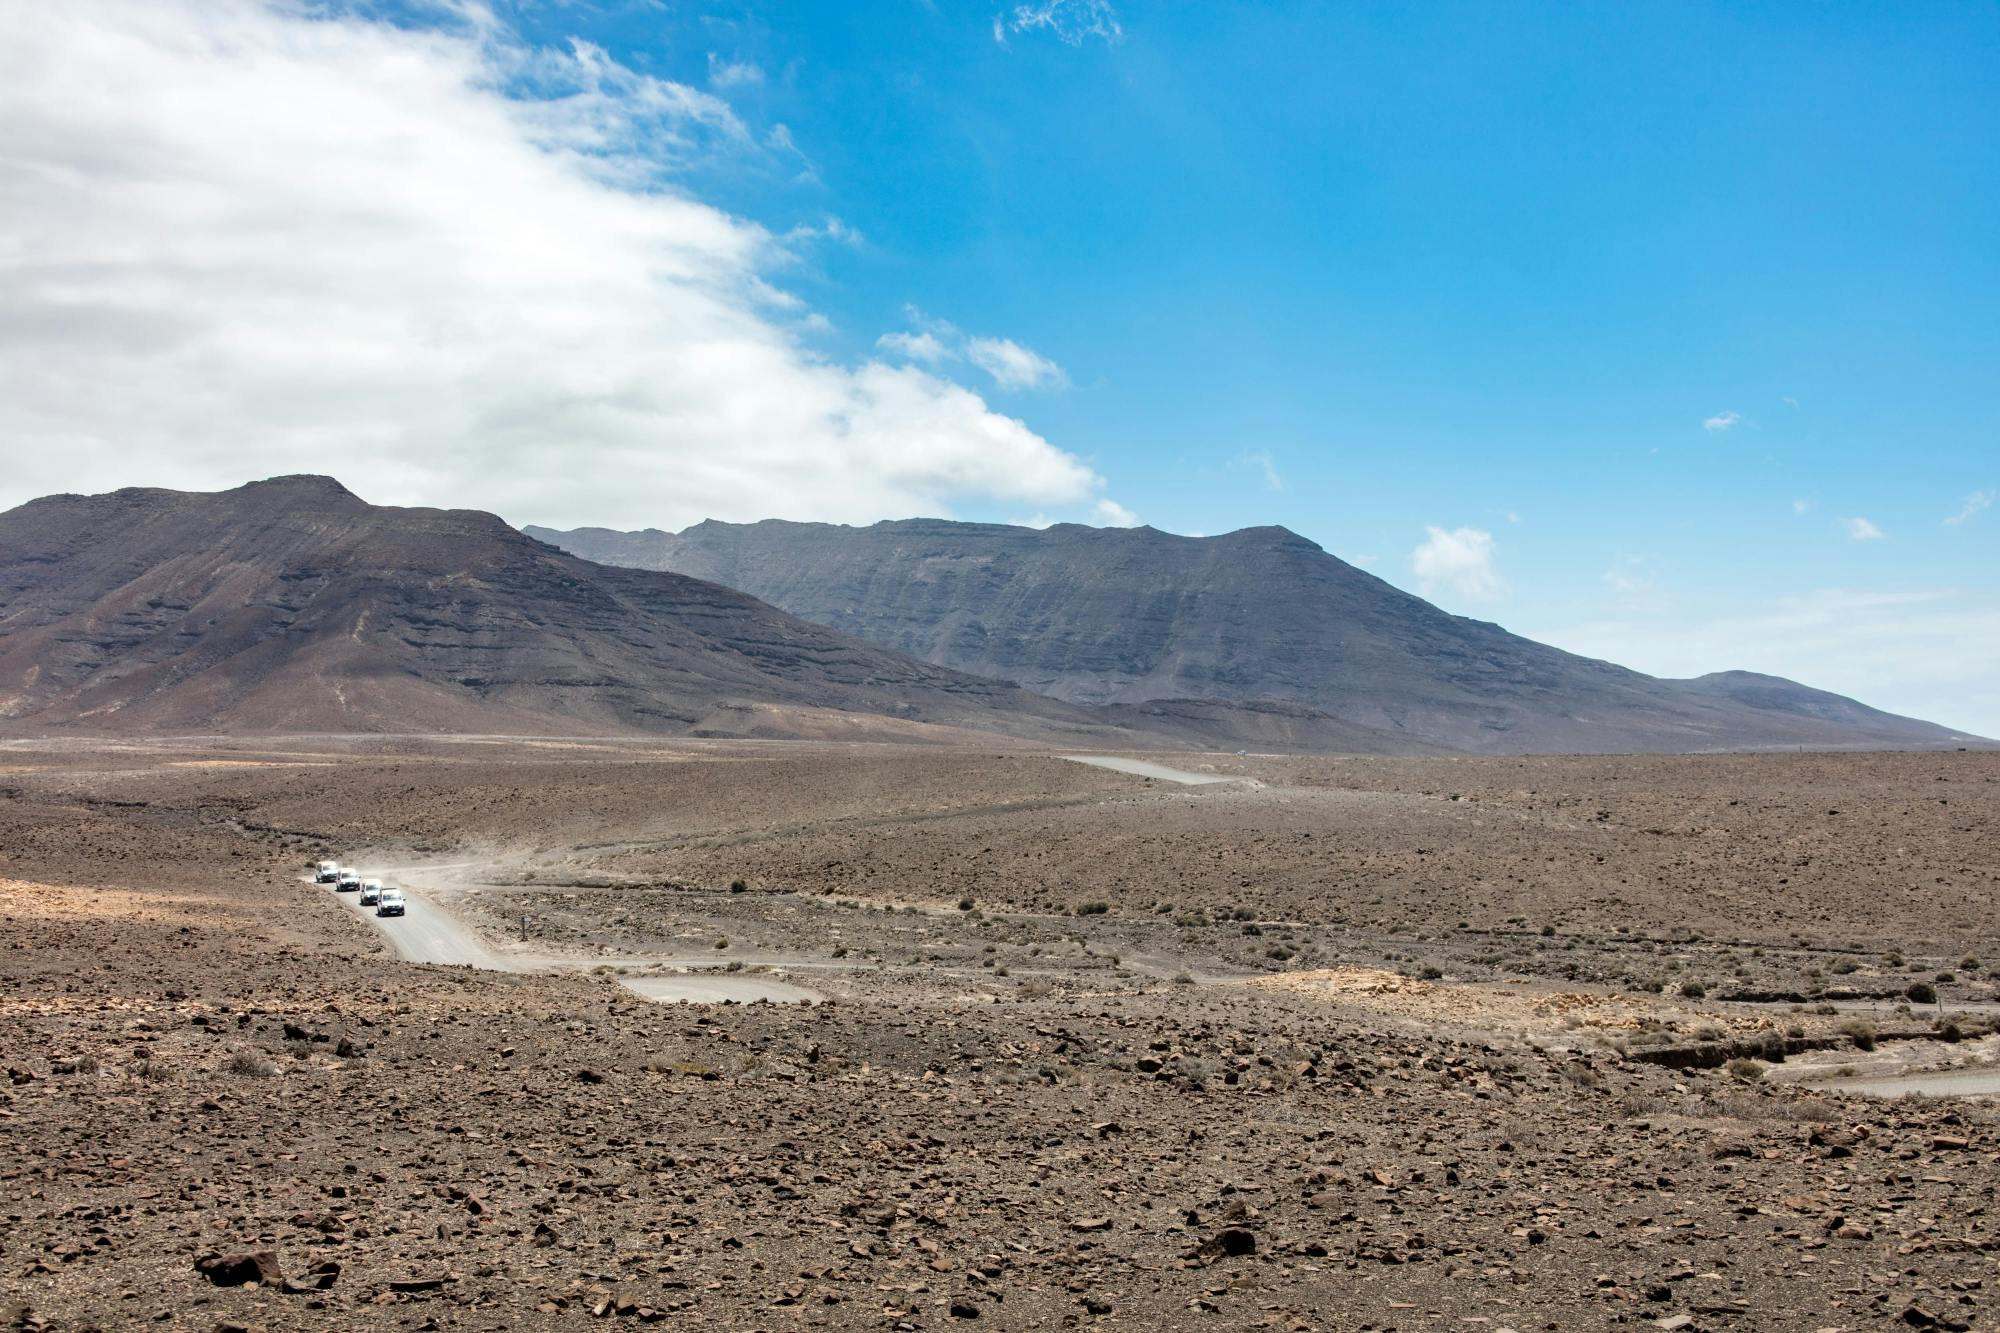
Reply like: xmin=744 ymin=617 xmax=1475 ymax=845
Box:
xmin=1 ymin=739 xmax=1997 ymax=1332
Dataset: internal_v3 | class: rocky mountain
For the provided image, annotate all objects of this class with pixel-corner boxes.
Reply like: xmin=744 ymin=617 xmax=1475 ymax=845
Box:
xmin=0 ymin=477 xmax=1143 ymax=743
xmin=527 ymin=517 xmax=1983 ymax=754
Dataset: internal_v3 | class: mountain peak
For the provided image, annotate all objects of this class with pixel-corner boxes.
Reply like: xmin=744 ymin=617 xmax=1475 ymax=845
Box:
xmin=234 ymin=473 xmax=363 ymax=502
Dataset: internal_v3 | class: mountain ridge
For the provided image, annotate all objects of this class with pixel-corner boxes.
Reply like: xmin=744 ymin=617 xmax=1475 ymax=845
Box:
xmin=0 ymin=479 xmax=1102 ymax=742
xmin=0 ymin=476 xmax=1442 ymax=753
xmin=526 ymin=515 xmax=1983 ymax=754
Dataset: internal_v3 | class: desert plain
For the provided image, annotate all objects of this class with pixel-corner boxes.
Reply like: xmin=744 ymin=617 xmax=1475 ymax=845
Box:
xmin=2 ymin=738 xmax=1997 ymax=1332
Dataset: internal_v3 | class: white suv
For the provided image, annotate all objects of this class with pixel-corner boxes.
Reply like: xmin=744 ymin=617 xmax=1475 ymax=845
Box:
xmin=375 ymin=889 xmax=406 ymax=918
xmin=358 ymin=879 xmax=383 ymax=906
xmin=335 ymin=869 xmax=361 ymax=893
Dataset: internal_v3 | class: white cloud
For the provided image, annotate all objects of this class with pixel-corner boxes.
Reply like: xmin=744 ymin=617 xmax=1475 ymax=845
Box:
xmin=1846 ymin=517 xmax=1886 ymax=541
xmin=1602 ymin=555 xmax=1654 ymax=597
xmin=875 ymin=331 xmax=953 ymax=365
xmin=874 ymin=314 xmax=1067 ymax=392
xmin=784 ymin=215 xmax=863 ymax=247
xmin=1536 ymin=588 xmax=2000 ymax=739
xmin=965 ymin=336 xmax=1069 ymax=391
xmin=1781 ymin=395 xmax=1800 ymax=408
xmin=1232 ymin=450 xmax=1285 ymax=492
xmin=997 ymin=0 xmax=1123 ymax=46
xmin=1944 ymin=488 xmax=1994 ymax=527
xmin=1792 ymin=498 xmax=1816 ymax=515
xmin=1703 ymin=410 xmax=1741 ymax=433
xmin=0 ymin=0 xmax=1104 ymax=529
xmin=706 ymin=54 xmax=764 ymax=89
xmin=1412 ymin=526 xmax=1504 ymax=603
xmin=1093 ymin=498 xmax=1140 ymax=527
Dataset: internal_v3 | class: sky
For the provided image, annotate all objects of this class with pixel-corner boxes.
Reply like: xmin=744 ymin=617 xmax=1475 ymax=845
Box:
xmin=1 ymin=0 xmax=1995 ymax=735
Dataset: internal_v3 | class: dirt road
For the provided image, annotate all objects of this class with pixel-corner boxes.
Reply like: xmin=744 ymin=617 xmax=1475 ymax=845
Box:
xmin=332 ymin=883 xmax=508 ymax=969
xmin=1062 ymin=754 xmax=1231 ymax=784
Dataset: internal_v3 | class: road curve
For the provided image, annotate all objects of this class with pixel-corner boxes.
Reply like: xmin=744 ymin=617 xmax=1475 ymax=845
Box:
xmin=317 ymin=871 xmax=821 ymax=1003
xmin=330 ymin=883 xmax=510 ymax=970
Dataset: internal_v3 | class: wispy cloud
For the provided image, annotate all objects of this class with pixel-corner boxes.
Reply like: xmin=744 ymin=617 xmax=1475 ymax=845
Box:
xmin=1412 ymin=526 xmax=1504 ymax=603
xmin=1792 ymin=498 xmax=1816 ymax=515
xmin=1602 ymin=555 xmax=1655 ymax=597
xmin=1702 ymin=410 xmax=1741 ymax=433
xmin=1232 ymin=450 xmax=1285 ymax=492
xmin=966 ymin=336 xmax=1069 ymax=391
xmin=875 ymin=312 xmax=1069 ymax=392
xmin=875 ymin=331 xmax=952 ymax=365
xmin=995 ymin=0 xmax=1123 ymax=45
xmin=1846 ymin=517 xmax=1886 ymax=541
xmin=782 ymin=215 xmax=863 ymax=249
xmin=706 ymin=54 xmax=764 ymax=89
xmin=1944 ymin=488 xmax=1995 ymax=527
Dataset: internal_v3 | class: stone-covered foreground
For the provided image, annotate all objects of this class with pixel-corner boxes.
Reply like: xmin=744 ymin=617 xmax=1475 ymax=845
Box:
xmin=1 ymin=740 xmax=1996 ymax=1331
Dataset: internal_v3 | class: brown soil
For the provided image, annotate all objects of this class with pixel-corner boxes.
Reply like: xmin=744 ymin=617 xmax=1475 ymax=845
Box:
xmin=2 ymin=739 xmax=1996 ymax=1332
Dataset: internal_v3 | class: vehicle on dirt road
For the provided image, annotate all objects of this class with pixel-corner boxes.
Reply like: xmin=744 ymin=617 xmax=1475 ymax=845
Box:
xmin=314 ymin=860 xmax=338 ymax=883
xmin=335 ymin=869 xmax=360 ymax=892
xmin=375 ymin=889 xmax=406 ymax=917
xmin=359 ymin=879 xmax=383 ymax=906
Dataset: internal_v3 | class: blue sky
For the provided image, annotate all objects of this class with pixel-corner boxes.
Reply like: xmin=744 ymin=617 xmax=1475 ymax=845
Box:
xmin=4 ymin=0 xmax=1995 ymax=732
xmin=519 ymin=0 xmax=2000 ymax=732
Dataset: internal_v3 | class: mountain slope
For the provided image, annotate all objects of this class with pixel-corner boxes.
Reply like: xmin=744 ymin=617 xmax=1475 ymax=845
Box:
xmin=0 ymin=478 xmax=1137 ymax=742
xmin=527 ymin=518 xmax=1982 ymax=754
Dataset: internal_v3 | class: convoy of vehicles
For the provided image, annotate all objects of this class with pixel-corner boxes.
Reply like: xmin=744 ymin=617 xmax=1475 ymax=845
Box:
xmin=310 ymin=860 xmax=408 ymax=920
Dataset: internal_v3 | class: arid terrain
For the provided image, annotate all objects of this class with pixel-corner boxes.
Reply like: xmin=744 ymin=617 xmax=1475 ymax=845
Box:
xmin=3 ymin=739 xmax=1998 ymax=1332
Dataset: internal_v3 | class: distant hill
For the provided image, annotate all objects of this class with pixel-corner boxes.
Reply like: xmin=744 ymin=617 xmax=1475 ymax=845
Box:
xmin=0 ymin=477 xmax=1129 ymax=743
xmin=527 ymin=517 xmax=1984 ymax=754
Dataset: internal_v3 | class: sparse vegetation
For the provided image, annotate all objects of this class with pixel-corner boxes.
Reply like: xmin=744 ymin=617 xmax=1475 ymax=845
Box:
xmin=225 ymin=1050 xmax=277 ymax=1078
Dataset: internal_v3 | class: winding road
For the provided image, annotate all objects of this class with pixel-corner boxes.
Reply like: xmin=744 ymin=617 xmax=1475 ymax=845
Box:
xmin=331 ymin=881 xmax=509 ymax=970
xmin=319 ymin=751 xmax=1247 ymax=1001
